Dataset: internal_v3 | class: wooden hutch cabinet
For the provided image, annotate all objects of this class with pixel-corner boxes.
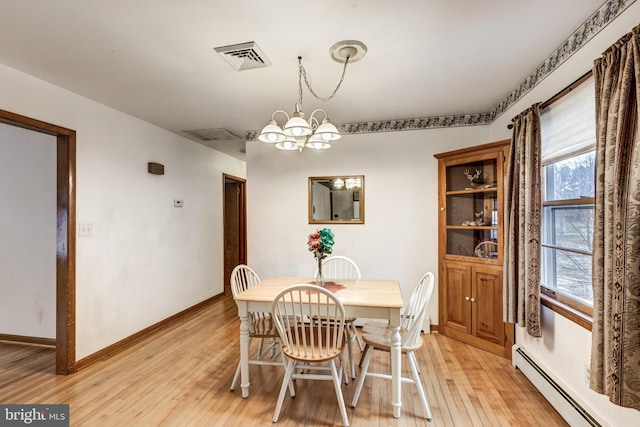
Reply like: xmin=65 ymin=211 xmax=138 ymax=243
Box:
xmin=434 ymin=140 xmax=514 ymax=359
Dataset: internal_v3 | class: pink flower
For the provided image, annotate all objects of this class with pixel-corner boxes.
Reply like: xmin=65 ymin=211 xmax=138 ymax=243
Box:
xmin=308 ymin=240 xmax=321 ymax=250
xmin=307 ymin=228 xmax=334 ymax=260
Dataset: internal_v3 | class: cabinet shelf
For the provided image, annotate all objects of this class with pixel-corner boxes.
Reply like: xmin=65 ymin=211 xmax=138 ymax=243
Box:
xmin=445 ymin=188 xmax=498 ymax=196
xmin=444 ymin=253 xmax=501 ymax=264
xmin=446 ymin=225 xmax=497 ymax=230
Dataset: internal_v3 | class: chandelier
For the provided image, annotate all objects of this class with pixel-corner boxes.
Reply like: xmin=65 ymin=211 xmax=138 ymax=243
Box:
xmin=258 ymin=40 xmax=367 ymax=151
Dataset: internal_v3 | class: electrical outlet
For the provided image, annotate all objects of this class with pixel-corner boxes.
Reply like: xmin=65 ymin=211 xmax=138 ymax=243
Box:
xmin=79 ymin=223 xmax=93 ymax=237
xmin=174 ymin=199 xmax=184 ymax=208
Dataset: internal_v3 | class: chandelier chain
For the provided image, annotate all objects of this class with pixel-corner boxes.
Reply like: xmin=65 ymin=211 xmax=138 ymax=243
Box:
xmin=297 ymin=56 xmax=350 ymax=105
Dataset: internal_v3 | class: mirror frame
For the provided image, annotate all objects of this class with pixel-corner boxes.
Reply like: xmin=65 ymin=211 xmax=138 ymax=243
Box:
xmin=308 ymin=175 xmax=365 ymax=224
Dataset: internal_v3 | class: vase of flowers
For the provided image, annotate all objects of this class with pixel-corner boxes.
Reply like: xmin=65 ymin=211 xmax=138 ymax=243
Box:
xmin=307 ymin=228 xmax=335 ymax=287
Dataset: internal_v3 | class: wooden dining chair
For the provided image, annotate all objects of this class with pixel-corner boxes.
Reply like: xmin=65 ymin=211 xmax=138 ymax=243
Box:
xmin=351 ymin=271 xmax=435 ymax=421
xmin=313 ymin=255 xmax=363 ymax=380
xmin=317 ymin=255 xmax=362 ymax=281
xmin=229 ymin=264 xmax=292 ymax=395
xmin=271 ymin=284 xmax=350 ymax=426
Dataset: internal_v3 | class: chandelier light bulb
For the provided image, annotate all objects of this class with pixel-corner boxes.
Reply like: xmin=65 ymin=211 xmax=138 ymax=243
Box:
xmin=275 ymin=137 xmax=299 ymax=150
xmin=306 ymin=133 xmax=331 ymax=149
xmin=307 ymin=141 xmax=331 ymax=149
xmin=314 ymin=117 xmax=341 ymax=142
xmin=283 ymin=111 xmax=312 ymax=138
xmin=258 ymin=118 xmax=286 ymax=143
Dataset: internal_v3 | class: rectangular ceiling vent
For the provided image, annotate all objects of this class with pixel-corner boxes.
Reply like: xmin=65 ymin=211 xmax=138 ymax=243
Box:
xmin=214 ymin=41 xmax=271 ymax=71
xmin=182 ymin=128 xmax=242 ymax=141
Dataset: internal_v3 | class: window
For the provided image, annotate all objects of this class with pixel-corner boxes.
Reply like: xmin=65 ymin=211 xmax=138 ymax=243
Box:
xmin=541 ymin=152 xmax=594 ymax=304
xmin=540 ymin=75 xmax=595 ymax=319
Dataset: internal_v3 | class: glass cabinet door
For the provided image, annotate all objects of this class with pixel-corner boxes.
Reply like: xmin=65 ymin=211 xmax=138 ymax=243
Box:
xmin=444 ymin=157 xmax=500 ymax=260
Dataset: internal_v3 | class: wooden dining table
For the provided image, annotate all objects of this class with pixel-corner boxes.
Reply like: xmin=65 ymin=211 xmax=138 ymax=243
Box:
xmin=233 ymin=275 xmax=406 ymax=418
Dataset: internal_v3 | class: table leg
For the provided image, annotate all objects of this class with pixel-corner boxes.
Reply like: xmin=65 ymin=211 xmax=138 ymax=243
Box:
xmin=238 ymin=305 xmax=251 ymax=398
xmin=390 ymin=324 xmax=402 ymax=418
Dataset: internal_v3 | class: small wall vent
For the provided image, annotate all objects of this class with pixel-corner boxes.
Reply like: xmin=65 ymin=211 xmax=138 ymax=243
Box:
xmin=214 ymin=41 xmax=271 ymax=71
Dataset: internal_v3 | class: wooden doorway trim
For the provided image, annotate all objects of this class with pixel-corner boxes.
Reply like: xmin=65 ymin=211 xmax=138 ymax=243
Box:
xmin=0 ymin=109 xmax=76 ymax=374
xmin=223 ymin=174 xmax=247 ymax=291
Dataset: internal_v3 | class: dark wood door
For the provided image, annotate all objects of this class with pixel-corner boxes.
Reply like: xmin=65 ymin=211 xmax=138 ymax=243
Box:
xmin=223 ymin=175 xmax=246 ymax=291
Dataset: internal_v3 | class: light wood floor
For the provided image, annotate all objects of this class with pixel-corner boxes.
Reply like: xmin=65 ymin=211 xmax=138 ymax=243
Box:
xmin=0 ymin=294 xmax=567 ymax=426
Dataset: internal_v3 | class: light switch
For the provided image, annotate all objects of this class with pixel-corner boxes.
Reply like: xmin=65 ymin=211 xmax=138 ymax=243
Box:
xmin=79 ymin=223 xmax=93 ymax=237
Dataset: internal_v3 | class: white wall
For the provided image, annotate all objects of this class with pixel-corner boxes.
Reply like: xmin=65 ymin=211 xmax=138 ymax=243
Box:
xmin=0 ymin=63 xmax=246 ymax=359
xmin=0 ymin=124 xmax=56 ymax=338
xmin=247 ymin=3 xmax=640 ymax=425
xmin=246 ymin=125 xmax=491 ymax=327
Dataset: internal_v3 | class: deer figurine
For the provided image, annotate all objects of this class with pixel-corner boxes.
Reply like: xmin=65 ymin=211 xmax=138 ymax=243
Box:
xmin=473 ymin=211 xmax=485 ymax=226
xmin=462 ymin=211 xmax=485 ymax=226
xmin=463 ymin=168 xmax=482 ymax=188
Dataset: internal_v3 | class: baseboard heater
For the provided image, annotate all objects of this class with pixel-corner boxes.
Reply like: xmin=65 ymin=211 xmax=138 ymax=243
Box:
xmin=514 ymin=347 xmax=602 ymax=427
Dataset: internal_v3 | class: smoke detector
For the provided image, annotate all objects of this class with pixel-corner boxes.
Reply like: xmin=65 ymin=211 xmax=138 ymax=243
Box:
xmin=214 ymin=41 xmax=271 ymax=71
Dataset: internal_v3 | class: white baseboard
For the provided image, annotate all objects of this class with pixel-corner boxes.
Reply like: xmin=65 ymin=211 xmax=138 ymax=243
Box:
xmin=422 ymin=316 xmax=431 ymax=334
xmin=513 ymin=345 xmax=605 ymax=427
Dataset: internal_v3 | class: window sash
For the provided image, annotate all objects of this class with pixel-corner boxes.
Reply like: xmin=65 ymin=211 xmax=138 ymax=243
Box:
xmin=541 ymin=199 xmax=594 ymax=316
xmin=543 ymin=150 xmax=596 ymax=202
xmin=541 ymin=245 xmax=593 ymax=305
xmin=541 ymin=203 xmax=594 ymax=251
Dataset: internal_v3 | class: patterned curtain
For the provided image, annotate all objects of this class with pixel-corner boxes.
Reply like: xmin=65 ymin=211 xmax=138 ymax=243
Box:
xmin=503 ymin=104 xmax=542 ymax=338
xmin=590 ymin=24 xmax=640 ymax=411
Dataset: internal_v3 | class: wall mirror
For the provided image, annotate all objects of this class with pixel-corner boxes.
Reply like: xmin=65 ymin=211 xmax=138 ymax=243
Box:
xmin=309 ymin=176 xmax=364 ymax=224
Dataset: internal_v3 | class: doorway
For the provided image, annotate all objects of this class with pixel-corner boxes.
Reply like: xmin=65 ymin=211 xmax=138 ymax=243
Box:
xmin=0 ymin=109 xmax=76 ymax=375
xmin=223 ymin=174 xmax=247 ymax=292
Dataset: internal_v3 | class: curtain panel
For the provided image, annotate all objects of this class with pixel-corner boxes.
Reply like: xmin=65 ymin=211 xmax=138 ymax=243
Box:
xmin=503 ymin=104 xmax=542 ymax=337
xmin=590 ymin=24 xmax=640 ymax=411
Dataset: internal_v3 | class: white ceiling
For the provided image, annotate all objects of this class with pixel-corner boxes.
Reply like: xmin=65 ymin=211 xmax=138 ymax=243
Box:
xmin=0 ymin=0 xmax=607 ymax=159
